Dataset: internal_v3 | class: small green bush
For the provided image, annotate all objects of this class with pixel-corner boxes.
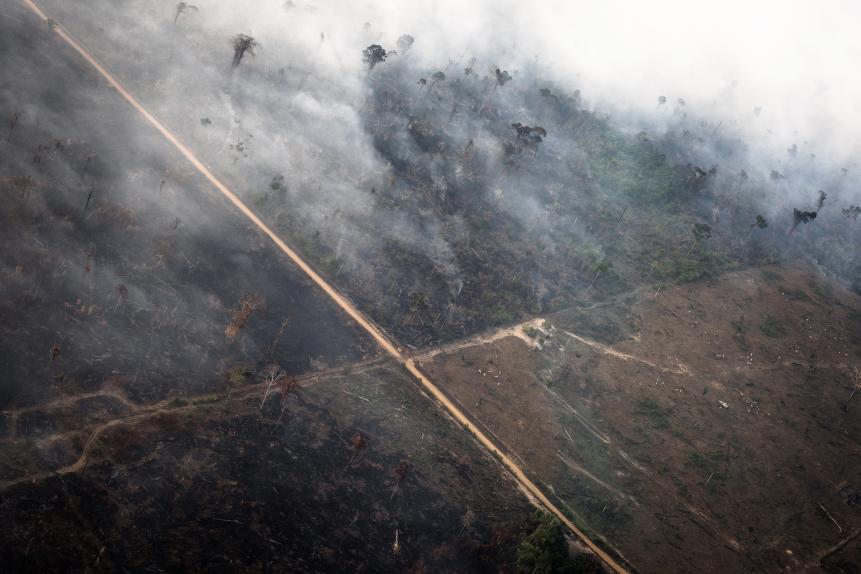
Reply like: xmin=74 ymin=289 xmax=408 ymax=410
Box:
xmin=759 ymin=314 xmax=787 ymax=338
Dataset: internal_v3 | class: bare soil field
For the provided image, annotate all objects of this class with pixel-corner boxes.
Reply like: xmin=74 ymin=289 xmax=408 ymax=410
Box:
xmin=419 ymin=265 xmax=861 ymax=573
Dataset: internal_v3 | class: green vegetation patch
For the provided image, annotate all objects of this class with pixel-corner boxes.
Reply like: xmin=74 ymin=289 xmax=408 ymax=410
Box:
xmin=635 ymin=397 xmax=672 ymax=430
xmin=516 ymin=512 xmax=602 ymax=574
xmin=759 ymin=314 xmax=787 ymax=338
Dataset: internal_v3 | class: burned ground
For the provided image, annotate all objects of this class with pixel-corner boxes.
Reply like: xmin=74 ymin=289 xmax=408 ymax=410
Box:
xmin=0 ymin=3 xmax=376 ymax=413
xmin=0 ymin=6 xmax=566 ymax=573
xmin=0 ymin=361 xmax=546 ymax=573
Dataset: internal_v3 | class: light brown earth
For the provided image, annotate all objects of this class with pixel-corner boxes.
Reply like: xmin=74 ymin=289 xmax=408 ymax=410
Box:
xmin=419 ymin=265 xmax=861 ymax=573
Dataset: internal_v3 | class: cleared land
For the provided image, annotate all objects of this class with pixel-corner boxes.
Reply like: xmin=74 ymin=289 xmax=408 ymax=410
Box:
xmin=420 ymin=266 xmax=861 ymax=572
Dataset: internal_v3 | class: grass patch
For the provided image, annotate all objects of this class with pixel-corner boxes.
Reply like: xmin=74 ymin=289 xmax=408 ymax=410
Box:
xmin=652 ymin=252 xmax=728 ymax=283
xmin=808 ymin=279 xmax=833 ymax=300
xmin=523 ymin=325 xmax=540 ymax=339
xmin=731 ymin=316 xmax=748 ymax=350
xmin=687 ymin=452 xmax=709 ymax=469
xmin=636 ymin=397 xmax=671 ymax=430
xmin=228 ymin=364 xmax=251 ymax=386
xmin=192 ymin=395 xmax=221 ymax=405
xmin=759 ymin=314 xmax=787 ymax=338
xmin=760 ymin=269 xmax=782 ymax=283
xmin=778 ymin=286 xmax=809 ymax=302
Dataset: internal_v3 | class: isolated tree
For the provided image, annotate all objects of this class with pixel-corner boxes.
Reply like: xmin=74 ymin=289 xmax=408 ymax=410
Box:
xmin=225 ymin=293 xmax=265 ymax=343
xmin=816 ymin=190 xmax=827 ymax=211
xmin=231 ymin=34 xmax=259 ymax=67
xmin=391 ymin=460 xmax=409 ymax=499
xmin=174 ymin=2 xmax=197 ymax=23
xmin=459 ymin=508 xmax=476 ymax=536
xmin=657 ymin=95 xmax=667 ymax=106
xmin=464 ymin=56 xmax=476 ymax=76
xmin=842 ymin=205 xmax=861 ymax=220
xmin=406 ymin=291 xmax=429 ymax=325
xmin=33 ymin=144 xmax=46 ymax=166
xmin=396 ymin=34 xmax=414 ymax=54
xmin=748 ymin=214 xmax=768 ymax=240
xmin=7 ymin=112 xmax=18 ymax=143
xmin=260 ymin=363 xmax=286 ymax=408
xmin=692 ymin=223 xmax=712 ymax=243
xmin=846 ymin=368 xmax=861 ymax=410
xmin=82 ymin=186 xmax=96 ymax=217
xmin=275 ymin=373 xmax=298 ymax=424
xmin=687 ymin=223 xmax=711 ymax=254
xmin=417 ymin=77 xmax=427 ymax=88
xmin=429 ymin=70 xmax=446 ymax=89
xmin=347 ymin=432 xmax=367 ymax=467
xmin=508 ymin=123 xmax=547 ymax=156
xmin=114 ymin=283 xmax=129 ymax=313
xmin=494 ymin=67 xmax=512 ymax=88
xmin=790 ymin=208 xmax=817 ymax=234
xmin=362 ymin=44 xmax=387 ymax=70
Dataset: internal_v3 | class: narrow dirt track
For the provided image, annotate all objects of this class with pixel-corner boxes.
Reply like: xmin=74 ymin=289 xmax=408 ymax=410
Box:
xmin=17 ymin=2 xmax=630 ymax=572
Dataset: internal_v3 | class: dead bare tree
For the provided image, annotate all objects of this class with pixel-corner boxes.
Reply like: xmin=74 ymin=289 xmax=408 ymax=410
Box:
xmin=274 ymin=374 xmax=298 ymax=426
xmin=845 ymin=368 xmax=861 ymax=410
xmin=265 ymin=318 xmax=289 ymax=355
xmin=82 ymin=186 xmax=96 ymax=217
xmin=390 ymin=460 xmax=409 ymax=500
xmin=225 ymin=293 xmax=266 ymax=343
xmin=260 ymin=364 xmax=286 ymax=409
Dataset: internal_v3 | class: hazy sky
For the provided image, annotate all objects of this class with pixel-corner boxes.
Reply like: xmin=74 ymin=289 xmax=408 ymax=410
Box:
xmin=254 ymin=0 xmax=860 ymax=162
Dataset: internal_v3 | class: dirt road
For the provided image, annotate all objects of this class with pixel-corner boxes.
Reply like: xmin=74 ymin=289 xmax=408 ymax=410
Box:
xmin=18 ymin=1 xmax=630 ymax=571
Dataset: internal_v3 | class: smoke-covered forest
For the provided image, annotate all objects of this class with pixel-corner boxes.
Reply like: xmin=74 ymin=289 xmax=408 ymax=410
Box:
xmin=1 ymin=1 xmax=859 ymax=572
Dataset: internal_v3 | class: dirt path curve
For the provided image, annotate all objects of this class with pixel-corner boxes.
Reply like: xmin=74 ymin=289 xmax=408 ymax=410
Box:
xmin=0 ymin=357 xmax=384 ymax=491
xmin=17 ymin=3 xmax=630 ymax=572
